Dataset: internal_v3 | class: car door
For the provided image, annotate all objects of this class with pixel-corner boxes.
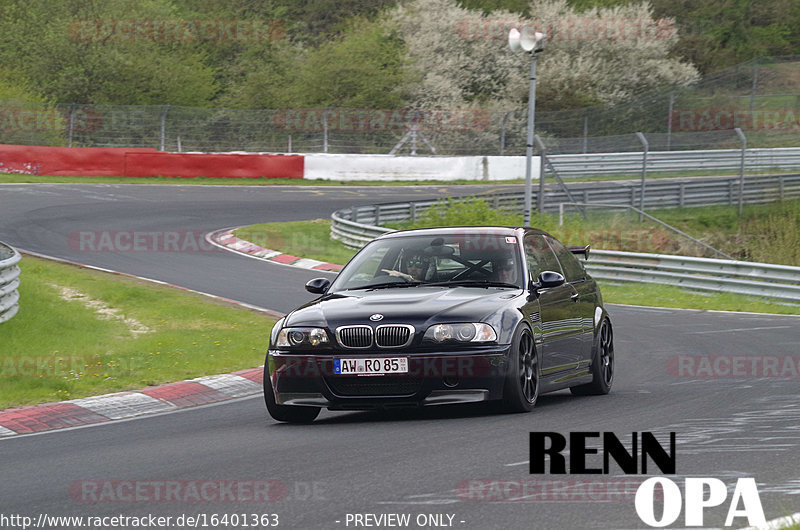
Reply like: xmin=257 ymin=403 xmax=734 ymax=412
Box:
xmin=522 ymin=232 xmax=582 ymax=375
xmin=544 ymin=235 xmax=596 ymax=367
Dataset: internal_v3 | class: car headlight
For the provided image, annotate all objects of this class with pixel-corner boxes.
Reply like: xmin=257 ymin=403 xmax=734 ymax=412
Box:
xmin=424 ymin=323 xmax=497 ymax=343
xmin=276 ymin=327 xmax=330 ymax=347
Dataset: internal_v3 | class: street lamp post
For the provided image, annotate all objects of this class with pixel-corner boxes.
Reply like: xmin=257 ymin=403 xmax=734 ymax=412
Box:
xmin=509 ymin=27 xmax=546 ymax=227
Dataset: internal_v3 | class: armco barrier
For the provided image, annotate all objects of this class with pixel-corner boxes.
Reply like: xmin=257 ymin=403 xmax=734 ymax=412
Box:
xmin=330 ymin=175 xmax=800 ymax=237
xmin=585 ymin=250 xmax=800 ymax=302
xmin=548 ymin=147 xmax=800 ymax=178
xmin=0 ymin=144 xmax=303 ymax=179
xmin=0 ymin=242 xmax=21 ymax=324
xmin=331 ymin=192 xmax=800 ymax=301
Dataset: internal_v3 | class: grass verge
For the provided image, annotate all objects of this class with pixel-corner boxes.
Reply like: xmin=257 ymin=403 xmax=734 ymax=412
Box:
xmin=2 ymin=169 xmax=796 ymax=186
xmin=234 ymin=218 xmax=800 ymax=316
xmin=0 ymin=255 xmax=277 ymax=410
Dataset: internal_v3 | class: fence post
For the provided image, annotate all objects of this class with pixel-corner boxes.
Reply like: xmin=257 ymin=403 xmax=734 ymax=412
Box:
xmin=582 ymin=115 xmax=588 ymax=153
xmin=68 ymin=104 xmax=76 ymax=148
xmin=160 ymin=105 xmax=170 ymax=152
xmin=749 ymin=58 xmax=759 ymax=114
xmin=500 ymin=111 xmax=511 ymax=155
xmin=635 ymin=132 xmax=648 ymax=220
xmin=666 ymin=91 xmax=674 ymax=151
xmin=534 ymin=135 xmax=547 ymax=213
xmin=322 ymin=107 xmax=332 ymax=153
xmin=735 ymin=127 xmax=746 ymax=215
xmin=288 ymin=134 xmax=292 ymax=153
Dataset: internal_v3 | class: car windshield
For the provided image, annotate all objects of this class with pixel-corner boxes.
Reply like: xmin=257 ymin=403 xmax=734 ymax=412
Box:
xmin=329 ymin=232 xmax=523 ymax=292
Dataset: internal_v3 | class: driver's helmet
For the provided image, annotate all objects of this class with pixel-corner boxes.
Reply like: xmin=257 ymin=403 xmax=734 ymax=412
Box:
xmin=404 ymin=252 xmax=432 ymax=281
xmin=494 ymin=257 xmax=516 ymax=282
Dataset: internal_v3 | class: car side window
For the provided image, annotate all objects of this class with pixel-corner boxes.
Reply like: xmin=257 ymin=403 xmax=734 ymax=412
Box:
xmin=523 ymin=234 xmax=562 ymax=279
xmin=545 ymin=236 xmax=586 ymax=283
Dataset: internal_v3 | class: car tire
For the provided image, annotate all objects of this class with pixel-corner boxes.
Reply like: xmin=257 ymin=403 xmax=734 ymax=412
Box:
xmin=570 ymin=317 xmax=614 ymax=396
xmin=501 ymin=324 xmax=539 ymax=413
xmin=263 ymin=370 xmax=320 ymax=423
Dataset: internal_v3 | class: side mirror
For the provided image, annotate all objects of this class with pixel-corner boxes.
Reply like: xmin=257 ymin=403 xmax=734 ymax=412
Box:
xmin=532 ymin=270 xmax=565 ymax=290
xmin=305 ymin=278 xmax=331 ymax=294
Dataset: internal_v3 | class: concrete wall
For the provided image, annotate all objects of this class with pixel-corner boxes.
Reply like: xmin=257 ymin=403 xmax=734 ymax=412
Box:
xmin=304 ymin=153 xmax=539 ymax=182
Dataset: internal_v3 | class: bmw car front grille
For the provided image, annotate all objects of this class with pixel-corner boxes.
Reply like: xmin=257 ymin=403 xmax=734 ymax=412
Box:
xmin=336 ymin=324 xmax=415 ymax=349
xmin=336 ymin=325 xmax=372 ymax=348
xmin=375 ymin=325 xmax=414 ymax=348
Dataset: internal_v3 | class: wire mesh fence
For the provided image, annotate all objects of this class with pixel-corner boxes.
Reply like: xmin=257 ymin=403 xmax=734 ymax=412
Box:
xmin=0 ymin=56 xmax=797 ymax=155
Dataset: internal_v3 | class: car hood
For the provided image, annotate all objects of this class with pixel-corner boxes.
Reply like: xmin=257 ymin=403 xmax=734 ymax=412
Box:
xmin=285 ymin=286 xmax=522 ymax=329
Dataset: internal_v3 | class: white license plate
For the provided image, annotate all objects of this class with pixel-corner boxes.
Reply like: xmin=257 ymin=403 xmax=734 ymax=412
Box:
xmin=334 ymin=357 xmax=408 ymax=375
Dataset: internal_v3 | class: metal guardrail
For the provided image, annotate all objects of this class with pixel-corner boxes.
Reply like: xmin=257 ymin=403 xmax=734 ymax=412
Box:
xmin=0 ymin=242 xmax=21 ymax=324
xmin=584 ymin=250 xmax=800 ymax=302
xmin=549 ymin=148 xmax=800 ymax=178
xmin=331 ymin=175 xmax=800 ymax=244
xmin=330 ymin=179 xmax=800 ymax=301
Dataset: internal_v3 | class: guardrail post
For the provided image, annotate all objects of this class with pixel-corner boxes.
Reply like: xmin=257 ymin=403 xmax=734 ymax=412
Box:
xmin=409 ymin=202 xmax=416 ymax=222
xmin=779 ymin=176 xmax=785 ymax=200
xmin=735 ymin=127 xmax=747 ymax=216
xmin=374 ymin=205 xmax=381 ymax=226
xmin=679 ymin=184 xmax=685 ymax=207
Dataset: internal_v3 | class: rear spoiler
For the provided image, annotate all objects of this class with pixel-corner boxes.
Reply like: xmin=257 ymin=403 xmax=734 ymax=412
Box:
xmin=568 ymin=245 xmax=590 ymax=260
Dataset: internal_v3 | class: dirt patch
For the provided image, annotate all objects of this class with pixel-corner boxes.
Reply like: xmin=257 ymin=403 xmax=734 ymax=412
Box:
xmin=50 ymin=284 xmax=153 ymax=336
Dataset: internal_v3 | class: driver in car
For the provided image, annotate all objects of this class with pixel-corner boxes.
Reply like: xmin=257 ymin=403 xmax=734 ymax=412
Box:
xmin=495 ymin=257 xmax=517 ymax=284
xmin=382 ymin=252 xmax=431 ymax=282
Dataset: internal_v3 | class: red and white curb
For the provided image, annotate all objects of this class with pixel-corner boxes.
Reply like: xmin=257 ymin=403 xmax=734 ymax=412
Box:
xmin=207 ymin=228 xmax=342 ymax=272
xmin=0 ymin=368 xmax=263 ymax=437
xmin=1 ymin=248 xmax=285 ymax=438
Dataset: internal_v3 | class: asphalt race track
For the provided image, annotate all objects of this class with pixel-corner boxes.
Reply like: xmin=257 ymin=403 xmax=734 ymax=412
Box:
xmin=1 ymin=183 xmax=799 ymax=529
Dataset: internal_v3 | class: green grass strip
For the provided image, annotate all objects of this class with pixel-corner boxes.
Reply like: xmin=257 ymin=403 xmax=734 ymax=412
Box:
xmin=0 ymin=256 xmax=277 ymax=409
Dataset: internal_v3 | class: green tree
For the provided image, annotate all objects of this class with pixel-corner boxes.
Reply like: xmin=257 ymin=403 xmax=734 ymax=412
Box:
xmin=651 ymin=0 xmax=800 ymax=73
xmin=292 ymin=18 xmax=409 ymax=108
xmin=0 ymin=0 xmax=218 ymax=105
xmin=222 ymin=17 xmax=409 ymax=109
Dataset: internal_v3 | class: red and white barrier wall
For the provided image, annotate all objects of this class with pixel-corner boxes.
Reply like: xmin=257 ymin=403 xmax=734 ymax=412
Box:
xmin=0 ymin=144 xmax=537 ymax=181
xmin=0 ymin=144 xmax=303 ymax=179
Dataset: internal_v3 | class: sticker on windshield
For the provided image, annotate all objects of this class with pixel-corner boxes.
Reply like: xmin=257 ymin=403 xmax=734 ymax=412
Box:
xmin=505 ymin=237 xmax=517 ymax=244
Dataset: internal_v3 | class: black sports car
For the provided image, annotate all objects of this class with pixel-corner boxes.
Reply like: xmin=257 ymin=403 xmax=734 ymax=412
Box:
xmin=264 ymin=226 xmax=613 ymax=423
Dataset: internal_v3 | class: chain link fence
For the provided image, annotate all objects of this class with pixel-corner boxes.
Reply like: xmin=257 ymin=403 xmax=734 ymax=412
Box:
xmin=0 ymin=56 xmax=797 ymax=155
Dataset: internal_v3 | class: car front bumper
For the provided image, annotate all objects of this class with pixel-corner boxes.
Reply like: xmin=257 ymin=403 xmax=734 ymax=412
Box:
xmin=267 ymin=348 xmax=511 ymax=410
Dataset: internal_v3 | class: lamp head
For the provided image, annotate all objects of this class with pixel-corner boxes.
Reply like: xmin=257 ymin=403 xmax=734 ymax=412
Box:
xmin=509 ymin=27 xmax=547 ymax=53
